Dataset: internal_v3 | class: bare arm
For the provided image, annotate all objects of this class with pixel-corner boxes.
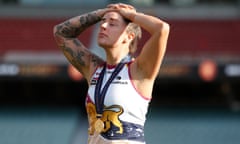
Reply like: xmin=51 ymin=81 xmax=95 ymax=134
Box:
xmin=132 ymin=13 xmax=170 ymax=80
xmin=109 ymin=3 xmax=170 ymax=98
xmin=110 ymin=3 xmax=170 ymax=80
xmin=132 ymin=13 xmax=170 ymax=97
xmin=53 ymin=9 xmax=107 ymax=81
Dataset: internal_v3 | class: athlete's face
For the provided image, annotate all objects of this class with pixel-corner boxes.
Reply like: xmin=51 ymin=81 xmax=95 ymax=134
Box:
xmin=97 ymin=12 xmax=128 ymax=49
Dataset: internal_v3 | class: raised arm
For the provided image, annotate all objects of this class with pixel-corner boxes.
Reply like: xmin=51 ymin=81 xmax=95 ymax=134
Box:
xmin=111 ymin=3 xmax=170 ymax=80
xmin=134 ymin=13 xmax=170 ymax=80
xmin=53 ymin=9 xmax=107 ymax=81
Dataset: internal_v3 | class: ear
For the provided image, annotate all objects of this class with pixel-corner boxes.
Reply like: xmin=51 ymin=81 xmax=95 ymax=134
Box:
xmin=128 ymin=32 xmax=135 ymax=41
xmin=123 ymin=32 xmax=135 ymax=44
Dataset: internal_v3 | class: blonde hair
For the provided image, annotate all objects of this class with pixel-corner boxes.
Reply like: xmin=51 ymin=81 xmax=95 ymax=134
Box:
xmin=122 ymin=17 xmax=142 ymax=57
xmin=126 ymin=23 xmax=142 ymax=57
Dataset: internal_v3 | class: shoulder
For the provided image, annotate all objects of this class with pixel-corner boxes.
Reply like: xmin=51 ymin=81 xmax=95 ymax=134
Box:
xmin=85 ymin=55 xmax=105 ymax=83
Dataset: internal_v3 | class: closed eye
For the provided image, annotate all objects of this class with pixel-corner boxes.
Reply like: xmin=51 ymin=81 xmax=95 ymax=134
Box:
xmin=100 ymin=17 xmax=119 ymax=26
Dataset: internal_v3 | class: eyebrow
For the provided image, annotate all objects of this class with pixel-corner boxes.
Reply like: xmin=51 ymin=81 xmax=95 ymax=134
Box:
xmin=102 ymin=17 xmax=120 ymax=22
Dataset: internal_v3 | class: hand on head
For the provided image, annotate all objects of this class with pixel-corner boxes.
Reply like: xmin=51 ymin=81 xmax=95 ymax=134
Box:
xmin=106 ymin=3 xmax=137 ymax=21
xmin=107 ymin=3 xmax=135 ymax=10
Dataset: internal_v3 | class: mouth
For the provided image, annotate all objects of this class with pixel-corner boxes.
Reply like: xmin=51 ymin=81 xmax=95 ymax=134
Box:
xmin=98 ymin=33 xmax=108 ymax=38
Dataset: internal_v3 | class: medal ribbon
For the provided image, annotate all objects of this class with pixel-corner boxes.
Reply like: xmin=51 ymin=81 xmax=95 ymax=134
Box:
xmin=94 ymin=55 xmax=131 ymax=118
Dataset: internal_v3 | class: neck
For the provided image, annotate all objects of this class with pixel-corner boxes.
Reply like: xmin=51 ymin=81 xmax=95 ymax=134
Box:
xmin=105 ymin=50 xmax=129 ymax=66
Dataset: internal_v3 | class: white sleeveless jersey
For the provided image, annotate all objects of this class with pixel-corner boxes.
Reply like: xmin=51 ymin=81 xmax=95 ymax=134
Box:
xmin=86 ymin=62 xmax=150 ymax=143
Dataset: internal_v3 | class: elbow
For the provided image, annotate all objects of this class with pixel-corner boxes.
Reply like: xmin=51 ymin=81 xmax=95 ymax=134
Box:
xmin=53 ymin=25 xmax=65 ymax=47
xmin=162 ymin=22 xmax=170 ymax=33
xmin=53 ymin=25 xmax=59 ymax=38
xmin=164 ymin=22 xmax=170 ymax=34
xmin=158 ymin=21 xmax=170 ymax=35
xmin=151 ymin=21 xmax=170 ymax=36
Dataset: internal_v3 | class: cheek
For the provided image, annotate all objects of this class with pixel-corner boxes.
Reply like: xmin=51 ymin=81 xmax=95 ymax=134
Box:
xmin=116 ymin=33 xmax=127 ymax=42
xmin=111 ymin=35 xmax=124 ymax=45
xmin=108 ymin=32 xmax=121 ymax=43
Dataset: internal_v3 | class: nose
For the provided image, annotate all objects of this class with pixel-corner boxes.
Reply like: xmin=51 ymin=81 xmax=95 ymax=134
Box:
xmin=100 ymin=22 xmax=107 ymax=30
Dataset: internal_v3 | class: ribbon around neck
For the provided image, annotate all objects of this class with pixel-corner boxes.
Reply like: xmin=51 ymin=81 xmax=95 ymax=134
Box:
xmin=94 ymin=55 xmax=131 ymax=117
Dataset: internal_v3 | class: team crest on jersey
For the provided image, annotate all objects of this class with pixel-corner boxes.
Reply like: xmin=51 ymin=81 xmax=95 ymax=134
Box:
xmin=86 ymin=102 xmax=124 ymax=135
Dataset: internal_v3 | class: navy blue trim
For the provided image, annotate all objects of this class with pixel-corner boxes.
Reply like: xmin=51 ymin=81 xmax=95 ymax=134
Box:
xmin=94 ymin=55 xmax=132 ymax=116
xmin=101 ymin=121 xmax=145 ymax=142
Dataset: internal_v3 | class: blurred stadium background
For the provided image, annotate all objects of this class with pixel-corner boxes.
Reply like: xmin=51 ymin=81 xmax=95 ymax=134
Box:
xmin=0 ymin=0 xmax=240 ymax=144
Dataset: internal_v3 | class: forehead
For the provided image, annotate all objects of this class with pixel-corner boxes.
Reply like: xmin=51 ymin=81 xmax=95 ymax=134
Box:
xmin=103 ymin=12 xmax=124 ymax=22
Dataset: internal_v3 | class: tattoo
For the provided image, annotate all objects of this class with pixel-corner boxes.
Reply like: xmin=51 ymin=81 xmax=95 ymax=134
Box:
xmin=64 ymin=46 xmax=86 ymax=66
xmin=79 ymin=12 xmax=101 ymax=30
xmin=55 ymin=21 xmax=81 ymax=38
xmin=54 ymin=11 xmax=103 ymax=74
xmin=73 ymin=39 xmax=82 ymax=47
xmin=56 ymin=11 xmax=101 ymax=38
xmin=91 ymin=55 xmax=103 ymax=67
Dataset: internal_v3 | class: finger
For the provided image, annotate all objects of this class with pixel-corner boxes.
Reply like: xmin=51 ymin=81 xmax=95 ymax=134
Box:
xmin=108 ymin=3 xmax=127 ymax=9
xmin=118 ymin=3 xmax=135 ymax=9
xmin=107 ymin=4 xmax=118 ymax=8
xmin=107 ymin=3 xmax=122 ymax=7
xmin=127 ymin=5 xmax=135 ymax=10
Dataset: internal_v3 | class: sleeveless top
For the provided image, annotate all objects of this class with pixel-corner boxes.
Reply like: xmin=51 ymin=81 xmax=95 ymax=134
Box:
xmin=86 ymin=62 xmax=151 ymax=144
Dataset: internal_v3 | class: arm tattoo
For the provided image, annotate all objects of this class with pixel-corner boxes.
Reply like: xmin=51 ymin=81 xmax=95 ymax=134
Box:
xmin=91 ymin=55 xmax=103 ymax=67
xmin=56 ymin=11 xmax=101 ymax=38
xmin=54 ymin=11 xmax=103 ymax=74
xmin=73 ymin=39 xmax=82 ymax=47
xmin=56 ymin=21 xmax=81 ymax=38
xmin=64 ymin=46 xmax=86 ymax=66
xmin=79 ymin=12 xmax=101 ymax=30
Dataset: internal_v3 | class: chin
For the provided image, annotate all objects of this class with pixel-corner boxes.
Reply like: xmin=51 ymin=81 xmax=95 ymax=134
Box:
xmin=98 ymin=42 xmax=111 ymax=49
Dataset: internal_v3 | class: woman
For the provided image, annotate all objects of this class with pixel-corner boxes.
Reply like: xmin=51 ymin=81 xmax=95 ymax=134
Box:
xmin=53 ymin=3 xmax=170 ymax=144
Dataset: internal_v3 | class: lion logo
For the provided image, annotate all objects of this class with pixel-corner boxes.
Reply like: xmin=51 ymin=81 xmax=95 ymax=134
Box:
xmin=101 ymin=105 xmax=123 ymax=134
xmin=86 ymin=103 xmax=124 ymax=135
xmin=86 ymin=102 xmax=98 ymax=135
